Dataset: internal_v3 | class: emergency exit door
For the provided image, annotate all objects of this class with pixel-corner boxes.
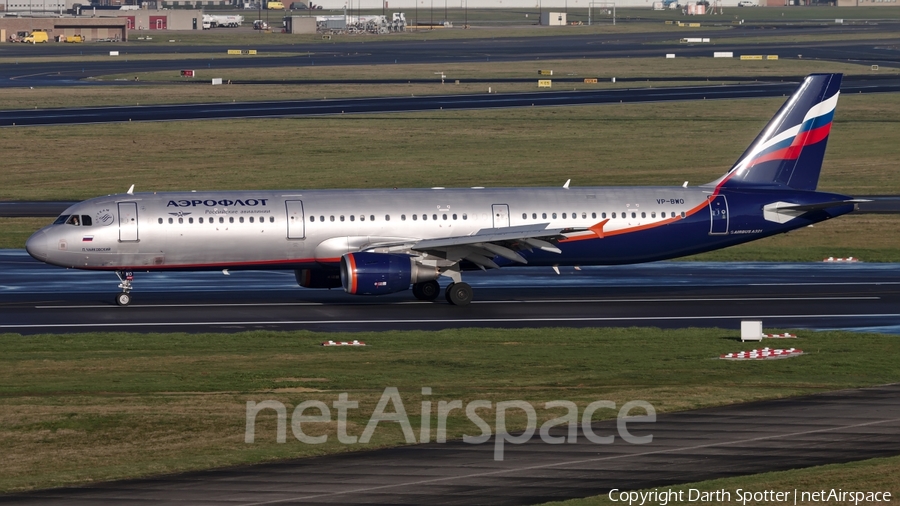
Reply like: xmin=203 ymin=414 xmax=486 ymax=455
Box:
xmin=286 ymin=200 xmax=305 ymax=239
xmin=117 ymin=202 xmax=139 ymax=242
xmin=492 ymin=204 xmax=510 ymax=228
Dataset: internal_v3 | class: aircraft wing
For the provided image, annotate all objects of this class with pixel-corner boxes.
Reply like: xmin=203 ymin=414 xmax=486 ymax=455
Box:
xmin=409 ymin=223 xmax=584 ymax=269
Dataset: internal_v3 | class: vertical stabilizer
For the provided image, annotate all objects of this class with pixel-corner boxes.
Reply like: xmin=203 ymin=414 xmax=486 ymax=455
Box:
xmin=707 ymin=73 xmax=842 ymax=191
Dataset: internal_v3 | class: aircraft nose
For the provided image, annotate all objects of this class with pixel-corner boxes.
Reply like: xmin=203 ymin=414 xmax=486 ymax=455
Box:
xmin=25 ymin=229 xmax=48 ymax=261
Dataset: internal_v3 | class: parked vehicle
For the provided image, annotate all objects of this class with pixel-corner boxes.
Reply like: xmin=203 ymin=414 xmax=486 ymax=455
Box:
xmin=23 ymin=31 xmax=49 ymax=44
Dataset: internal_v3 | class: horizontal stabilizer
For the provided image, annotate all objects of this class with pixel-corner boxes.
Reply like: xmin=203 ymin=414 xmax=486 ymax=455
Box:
xmin=763 ymin=199 xmax=864 ymax=224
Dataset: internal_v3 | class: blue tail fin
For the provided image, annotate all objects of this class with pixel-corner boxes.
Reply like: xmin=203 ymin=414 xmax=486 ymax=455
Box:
xmin=708 ymin=73 xmax=842 ymax=191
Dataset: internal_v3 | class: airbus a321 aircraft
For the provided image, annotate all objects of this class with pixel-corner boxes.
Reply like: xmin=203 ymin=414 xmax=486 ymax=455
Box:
xmin=26 ymin=73 xmax=861 ymax=307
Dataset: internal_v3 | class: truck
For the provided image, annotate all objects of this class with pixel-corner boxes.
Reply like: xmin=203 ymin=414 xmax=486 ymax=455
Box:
xmin=65 ymin=34 xmax=85 ymax=43
xmin=23 ymin=31 xmax=49 ymax=44
xmin=253 ymin=19 xmax=270 ymax=30
xmin=267 ymin=1 xmax=285 ymax=9
xmin=201 ymin=14 xmax=244 ymax=28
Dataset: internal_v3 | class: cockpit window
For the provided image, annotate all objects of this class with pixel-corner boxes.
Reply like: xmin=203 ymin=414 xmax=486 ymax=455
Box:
xmin=81 ymin=215 xmax=93 ymax=226
xmin=66 ymin=215 xmax=81 ymax=226
xmin=53 ymin=215 xmax=70 ymax=225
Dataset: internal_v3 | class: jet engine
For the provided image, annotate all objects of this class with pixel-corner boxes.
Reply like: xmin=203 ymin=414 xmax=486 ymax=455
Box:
xmin=295 ymin=268 xmax=342 ymax=289
xmin=340 ymin=252 xmax=439 ymax=295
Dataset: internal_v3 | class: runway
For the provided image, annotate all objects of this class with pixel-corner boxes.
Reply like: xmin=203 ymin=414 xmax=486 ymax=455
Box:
xmin=1 ymin=27 xmax=899 ymax=89
xmin=1 ymin=250 xmax=898 ymax=334
xmin=4 ymin=383 xmax=900 ymax=505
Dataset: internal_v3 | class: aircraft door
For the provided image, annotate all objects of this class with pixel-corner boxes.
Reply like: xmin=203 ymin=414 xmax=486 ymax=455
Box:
xmin=492 ymin=204 xmax=510 ymax=228
xmin=117 ymin=202 xmax=139 ymax=242
xmin=709 ymin=195 xmax=729 ymax=235
xmin=286 ymin=200 xmax=305 ymax=239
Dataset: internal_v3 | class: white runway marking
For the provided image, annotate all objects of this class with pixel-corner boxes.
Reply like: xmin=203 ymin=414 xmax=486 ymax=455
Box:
xmin=33 ymin=296 xmax=879 ymax=310
xmin=2 ymin=313 xmax=900 ymax=329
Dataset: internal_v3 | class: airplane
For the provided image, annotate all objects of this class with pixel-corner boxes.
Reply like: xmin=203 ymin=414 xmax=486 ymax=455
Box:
xmin=25 ymin=73 xmax=863 ymax=307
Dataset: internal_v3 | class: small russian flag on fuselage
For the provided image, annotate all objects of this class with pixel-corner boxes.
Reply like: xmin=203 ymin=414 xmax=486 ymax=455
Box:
xmin=83 ymin=236 xmax=93 ymax=242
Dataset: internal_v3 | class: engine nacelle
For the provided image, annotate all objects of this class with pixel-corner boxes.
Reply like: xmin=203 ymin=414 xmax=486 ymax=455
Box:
xmin=295 ymin=268 xmax=342 ymax=289
xmin=340 ymin=252 xmax=439 ymax=295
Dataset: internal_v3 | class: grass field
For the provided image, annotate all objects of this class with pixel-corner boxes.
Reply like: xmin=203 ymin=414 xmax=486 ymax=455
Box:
xmin=2 ymin=327 xmax=899 ymax=493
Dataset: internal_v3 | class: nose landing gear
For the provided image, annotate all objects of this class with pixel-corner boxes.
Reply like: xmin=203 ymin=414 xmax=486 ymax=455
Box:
xmin=116 ymin=270 xmax=134 ymax=306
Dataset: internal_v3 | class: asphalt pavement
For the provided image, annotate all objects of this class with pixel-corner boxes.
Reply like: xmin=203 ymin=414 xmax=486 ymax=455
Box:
xmin=4 ymin=383 xmax=899 ymax=505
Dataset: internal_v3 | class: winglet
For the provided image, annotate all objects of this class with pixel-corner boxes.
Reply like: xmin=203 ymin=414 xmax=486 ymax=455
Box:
xmin=563 ymin=179 xmax=571 ymax=189
xmin=127 ymin=184 xmax=135 ymax=195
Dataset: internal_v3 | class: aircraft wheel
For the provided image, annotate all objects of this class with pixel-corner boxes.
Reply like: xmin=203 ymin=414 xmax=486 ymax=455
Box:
xmin=445 ymin=282 xmax=473 ymax=306
xmin=413 ymin=280 xmax=440 ymax=301
xmin=116 ymin=292 xmax=132 ymax=306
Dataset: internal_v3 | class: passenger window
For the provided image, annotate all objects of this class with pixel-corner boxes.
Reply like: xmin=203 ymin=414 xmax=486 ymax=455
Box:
xmin=631 ymin=212 xmax=636 ymax=219
xmin=641 ymin=212 xmax=646 ymax=219
xmin=229 ymin=217 xmax=234 ymax=223
xmin=453 ymin=214 xmax=458 ymax=220
xmin=158 ymin=218 xmax=163 ymax=224
xmin=385 ymin=215 xmax=390 ymax=221
xmin=542 ymin=213 xmax=547 ymax=219
xmin=309 ymin=216 xmax=314 ymax=223
xmin=340 ymin=216 xmax=345 ymax=222
xmin=239 ymin=217 xmax=244 ymax=223
xmin=423 ymin=214 xmax=427 ymax=221
xmin=582 ymin=212 xmax=587 ymax=219
xmin=601 ymin=212 xmax=607 ymax=219
xmin=370 ymin=215 xmax=375 ymax=221
xmin=81 ymin=215 xmax=93 ymax=226
xmin=443 ymin=214 xmax=448 ymax=220
xmin=651 ymin=212 xmax=656 ymax=218
xmin=562 ymin=213 xmax=567 ymax=219
xmin=522 ymin=213 xmax=527 ymax=220
xmin=219 ymin=217 xmax=224 ymax=224
xmin=532 ymin=213 xmax=537 ymax=219
xmin=552 ymin=213 xmax=557 ymax=219
xmin=462 ymin=213 xmax=467 ymax=220
xmin=199 ymin=217 xmax=204 ymax=224
xmin=330 ymin=216 xmax=335 ymax=222
xmin=612 ymin=212 xmax=616 ymax=219
xmin=413 ymin=214 xmax=418 ymax=221
xmin=270 ymin=217 xmax=275 ymax=223
xmin=178 ymin=218 xmax=184 ymax=224
xmin=433 ymin=214 xmax=437 ymax=221
xmin=359 ymin=215 xmax=364 ymax=222
xmin=169 ymin=218 xmax=174 ymax=224
xmin=249 ymin=217 xmax=254 ymax=223
xmin=401 ymin=214 xmax=406 ymax=221
xmin=189 ymin=217 xmax=194 ymax=224
xmin=680 ymin=212 xmax=686 ymax=218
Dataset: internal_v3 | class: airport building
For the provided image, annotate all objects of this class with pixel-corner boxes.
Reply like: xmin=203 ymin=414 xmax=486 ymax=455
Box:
xmin=0 ymin=15 xmax=127 ymax=40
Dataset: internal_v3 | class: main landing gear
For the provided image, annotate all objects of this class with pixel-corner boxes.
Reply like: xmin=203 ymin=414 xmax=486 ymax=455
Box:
xmin=115 ymin=270 xmax=134 ymax=306
xmin=444 ymin=282 xmax=473 ymax=307
xmin=412 ymin=280 xmax=441 ymax=301
xmin=412 ymin=279 xmax=473 ymax=306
